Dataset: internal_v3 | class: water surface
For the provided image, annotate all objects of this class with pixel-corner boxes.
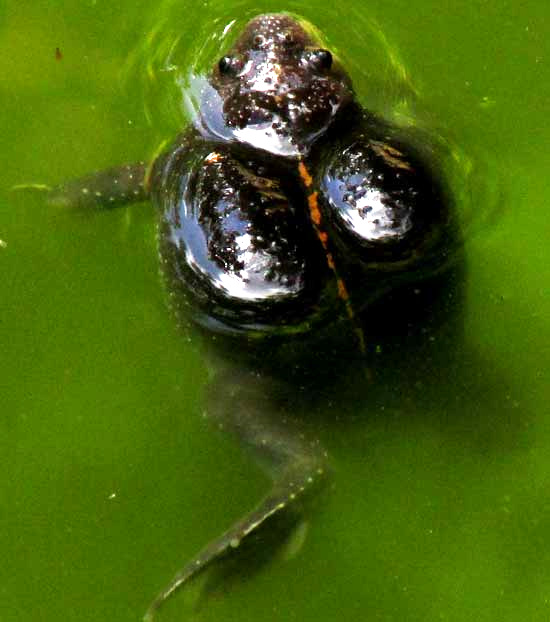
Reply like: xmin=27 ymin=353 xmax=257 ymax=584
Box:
xmin=2 ymin=1 xmax=550 ymax=621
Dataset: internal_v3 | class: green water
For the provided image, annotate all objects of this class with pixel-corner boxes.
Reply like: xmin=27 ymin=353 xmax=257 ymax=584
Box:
xmin=2 ymin=1 xmax=550 ymax=621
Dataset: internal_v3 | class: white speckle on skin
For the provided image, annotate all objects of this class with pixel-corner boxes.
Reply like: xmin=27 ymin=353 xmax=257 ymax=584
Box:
xmin=95 ymin=191 xmax=102 ymax=197
xmin=0 ymin=239 xmax=7 ymax=249
xmin=82 ymin=188 xmax=89 ymax=194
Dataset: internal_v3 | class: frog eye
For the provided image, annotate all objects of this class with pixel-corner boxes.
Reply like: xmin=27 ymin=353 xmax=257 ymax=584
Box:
xmin=311 ymin=49 xmax=333 ymax=70
xmin=218 ymin=55 xmax=243 ymax=76
xmin=303 ymin=48 xmax=333 ymax=72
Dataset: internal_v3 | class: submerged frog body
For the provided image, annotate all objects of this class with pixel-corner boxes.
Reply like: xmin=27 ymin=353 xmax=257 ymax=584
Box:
xmin=43 ymin=13 xmax=456 ymax=618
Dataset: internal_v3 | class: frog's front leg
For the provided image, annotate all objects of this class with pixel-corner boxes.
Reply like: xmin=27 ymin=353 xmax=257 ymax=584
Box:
xmin=48 ymin=162 xmax=150 ymax=208
xmin=145 ymin=367 xmax=328 ymax=620
xmin=15 ymin=162 xmax=150 ymax=209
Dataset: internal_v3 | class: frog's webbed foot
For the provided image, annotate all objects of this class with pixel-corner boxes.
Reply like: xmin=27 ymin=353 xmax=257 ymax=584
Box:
xmin=144 ymin=368 xmax=328 ymax=620
xmin=13 ymin=162 xmax=149 ymax=209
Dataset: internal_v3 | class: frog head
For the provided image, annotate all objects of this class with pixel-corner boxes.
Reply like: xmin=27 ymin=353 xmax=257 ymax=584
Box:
xmin=197 ymin=14 xmax=354 ymax=157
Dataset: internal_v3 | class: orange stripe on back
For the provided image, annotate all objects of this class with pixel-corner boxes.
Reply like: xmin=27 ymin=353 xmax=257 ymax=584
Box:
xmin=298 ymin=161 xmax=314 ymax=187
xmin=298 ymin=158 xmax=367 ymax=356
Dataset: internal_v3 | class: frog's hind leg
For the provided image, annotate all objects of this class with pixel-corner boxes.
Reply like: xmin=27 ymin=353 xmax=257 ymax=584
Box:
xmin=14 ymin=162 xmax=149 ymax=209
xmin=144 ymin=368 xmax=328 ymax=620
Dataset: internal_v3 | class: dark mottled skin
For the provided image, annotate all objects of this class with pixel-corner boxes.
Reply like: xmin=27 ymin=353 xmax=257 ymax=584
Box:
xmin=196 ymin=14 xmax=353 ymax=156
xmin=40 ymin=14 xmax=456 ymax=619
xmin=150 ymin=13 xmax=451 ymax=338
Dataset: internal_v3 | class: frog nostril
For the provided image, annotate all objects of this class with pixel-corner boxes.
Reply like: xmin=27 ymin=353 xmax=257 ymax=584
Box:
xmin=253 ymin=34 xmax=265 ymax=47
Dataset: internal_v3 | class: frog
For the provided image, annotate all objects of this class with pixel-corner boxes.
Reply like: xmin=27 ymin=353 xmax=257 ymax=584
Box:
xmin=40 ymin=12 xmax=456 ymax=619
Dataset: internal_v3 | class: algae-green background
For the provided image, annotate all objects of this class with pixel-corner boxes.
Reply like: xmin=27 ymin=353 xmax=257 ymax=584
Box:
xmin=2 ymin=1 xmax=550 ymax=621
